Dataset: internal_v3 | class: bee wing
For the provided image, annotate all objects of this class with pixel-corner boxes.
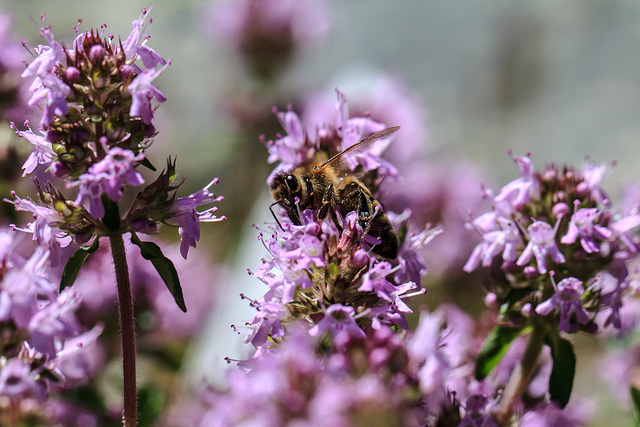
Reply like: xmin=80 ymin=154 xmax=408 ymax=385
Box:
xmin=318 ymin=126 xmax=400 ymax=171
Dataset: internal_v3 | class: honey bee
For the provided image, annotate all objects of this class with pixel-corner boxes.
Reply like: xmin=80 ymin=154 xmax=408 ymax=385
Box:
xmin=269 ymin=126 xmax=400 ymax=259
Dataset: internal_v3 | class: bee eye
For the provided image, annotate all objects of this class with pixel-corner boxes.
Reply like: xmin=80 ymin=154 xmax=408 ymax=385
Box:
xmin=286 ymin=175 xmax=298 ymax=191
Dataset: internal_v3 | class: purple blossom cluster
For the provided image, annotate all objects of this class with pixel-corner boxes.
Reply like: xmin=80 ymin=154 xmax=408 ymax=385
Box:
xmin=0 ymin=229 xmax=102 ymax=425
xmin=264 ymin=89 xmax=399 ymax=187
xmin=185 ymin=305 xmax=591 ymax=426
xmin=464 ymin=153 xmax=640 ymax=334
xmin=244 ymin=208 xmax=433 ymax=352
xmin=8 ymin=8 xmax=224 ymax=262
xmin=241 ymin=93 xmax=437 ymax=353
xmin=209 ymin=0 xmax=330 ymax=79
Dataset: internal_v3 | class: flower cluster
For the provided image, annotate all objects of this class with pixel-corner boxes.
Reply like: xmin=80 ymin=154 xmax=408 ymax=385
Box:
xmin=209 ymin=0 xmax=330 ymax=80
xmin=264 ymin=89 xmax=399 ymax=187
xmin=186 ymin=328 xmax=426 ymax=427
xmin=241 ymin=92 xmax=436 ymax=353
xmin=0 ymin=229 xmax=103 ymax=425
xmin=9 ymin=8 xmax=224 ymax=266
xmin=182 ymin=304 xmax=592 ymax=426
xmin=464 ymin=153 xmax=640 ymax=334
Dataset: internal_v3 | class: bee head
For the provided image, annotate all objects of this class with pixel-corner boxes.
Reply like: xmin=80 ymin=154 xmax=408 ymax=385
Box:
xmin=269 ymin=171 xmax=302 ymax=225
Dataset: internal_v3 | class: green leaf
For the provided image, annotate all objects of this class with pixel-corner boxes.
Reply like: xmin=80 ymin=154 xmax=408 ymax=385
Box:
xmin=101 ymin=194 xmax=121 ymax=232
xmin=545 ymin=330 xmax=576 ymax=408
xmin=475 ymin=326 xmax=523 ymax=380
xmin=131 ymin=233 xmax=186 ymax=312
xmin=631 ymin=386 xmax=640 ymax=425
xmin=140 ymin=157 xmax=157 ymax=172
xmin=60 ymin=238 xmax=100 ymax=291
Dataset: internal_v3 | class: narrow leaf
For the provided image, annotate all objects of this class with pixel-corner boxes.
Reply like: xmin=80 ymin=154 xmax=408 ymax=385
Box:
xmin=545 ymin=330 xmax=576 ymax=408
xmin=131 ymin=233 xmax=186 ymax=312
xmin=631 ymin=386 xmax=640 ymax=425
xmin=140 ymin=157 xmax=157 ymax=172
xmin=60 ymin=238 xmax=100 ymax=291
xmin=475 ymin=326 xmax=523 ymax=380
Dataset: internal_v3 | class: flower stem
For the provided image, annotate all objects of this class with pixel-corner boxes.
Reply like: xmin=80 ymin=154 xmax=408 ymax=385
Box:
xmin=110 ymin=233 xmax=137 ymax=426
xmin=494 ymin=320 xmax=546 ymax=426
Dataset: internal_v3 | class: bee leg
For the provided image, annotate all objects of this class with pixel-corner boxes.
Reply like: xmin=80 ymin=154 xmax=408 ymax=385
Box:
xmin=339 ymin=182 xmax=375 ymax=231
xmin=318 ymin=184 xmax=334 ymax=221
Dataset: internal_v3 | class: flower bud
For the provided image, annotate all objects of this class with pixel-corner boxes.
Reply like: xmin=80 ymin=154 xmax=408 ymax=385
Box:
xmin=523 ymin=266 xmax=538 ymax=279
xmin=484 ymin=292 xmax=499 ymax=309
xmin=552 ymin=202 xmax=570 ymax=218
xmin=65 ymin=66 xmax=81 ymax=83
xmin=89 ymin=44 xmax=105 ymax=62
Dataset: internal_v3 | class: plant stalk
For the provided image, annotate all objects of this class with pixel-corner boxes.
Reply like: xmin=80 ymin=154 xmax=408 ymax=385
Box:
xmin=494 ymin=321 xmax=545 ymax=426
xmin=110 ymin=234 xmax=137 ymax=426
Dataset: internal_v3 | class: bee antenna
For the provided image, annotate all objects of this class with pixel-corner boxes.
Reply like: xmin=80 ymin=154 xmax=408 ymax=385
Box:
xmin=269 ymin=201 xmax=285 ymax=231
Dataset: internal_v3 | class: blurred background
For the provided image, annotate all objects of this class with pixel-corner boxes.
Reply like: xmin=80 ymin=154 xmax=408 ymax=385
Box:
xmin=1 ymin=0 xmax=640 ymax=425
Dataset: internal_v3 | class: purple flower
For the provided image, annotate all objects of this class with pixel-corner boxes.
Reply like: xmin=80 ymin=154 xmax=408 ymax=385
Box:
xmin=579 ymin=159 xmax=611 ymax=204
xmin=170 ymin=178 xmax=225 ymax=259
xmin=520 ymin=400 xmax=591 ymax=426
xmin=494 ymin=152 xmax=537 ymax=211
xmin=560 ymin=203 xmax=612 ymax=253
xmin=244 ymin=301 xmax=287 ymax=348
xmin=265 ymin=90 xmax=395 ymax=184
xmin=28 ymin=288 xmax=82 ymax=358
xmin=459 ymin=393 xmax=499 ymax=427
xmin=394 ymin=219 xmax=442 ymax=284
xmin=610 ymin=213 xmax=640 ymax=254
xmin=209 ymin=0 xmax=330 ymax=49
xmin=593 ymin=272 xmax=631 ymax=330
xmin=7 ymin=193 xmax=71 ymax=267
xmin=72 ymin=147 xmax=145 ymax=218
xmin=127 ymin=61 xmax=169 ymax=124
xmin=517 ymin=220 xmax=566 ymax=274
xmin=465 ymin=217 xmax=521 ymax=272
xmin=358 ymin=260 xmax=396 ymax=301
xmin=309 ymin=304 xmax=366 ymax=347
xmin=302 ymin=76 xmax=428 ymax=166
xmin=122 ymin=6 xmax=167 ymax=70
xmin=536 ymin=277 xmax=589 ymax=333
xmin=21 ymin=24 xmax=65 ymax=79
xmin=10 ymin=121 xmax=56 ymax=176
xmin=27 ymin=72 xmax=71 ymax=127
xmin=0 ymin=358 xmax=46 ymax=401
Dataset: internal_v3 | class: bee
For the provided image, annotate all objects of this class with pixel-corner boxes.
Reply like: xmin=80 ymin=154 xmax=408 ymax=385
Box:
xmin=269 ymin=126 xmax=400 ymax=259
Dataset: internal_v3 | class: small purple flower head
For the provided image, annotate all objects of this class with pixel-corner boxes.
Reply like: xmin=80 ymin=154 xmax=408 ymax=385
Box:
xmin=579 ymin=159 xmax=612 ymax=204
xmin=122 ymin=6 xmax=167 ymax=70
xmin=0 ymin=358 xmax=46 ymax=401
xmin=536 ymin=276 xmax=590 ymax=333
xmin=465 ymin=217 xmax=522 ymax=272
xmin=308 ymin=304 xmax=366 ymax=348
xmin=7 ymin=193 xmax=72 ymax=267
xmin=560 ymin=202 xmax=612 ymax=253
xmin=127 ymin=61 xmax=169 ymax=124
xmin=10 ymin=121 xmax=55 ymax=176
xmin=209 ymin=0 xmax=330 ymax=79
xmin=169 ymin=178 xmax=225 ymax=259
xmin=517 ymin=220 xmax=566 ymax=274
xmin=459 ymin=393 xmax=499 ymax=427
xmin=27 ymin=288 xmax=82 ymax=358
xmin=72 ymin=147 xmax=145 ymax=218
xmin=27 ymin=72 xmax=71 ymax=127
xmin=494 ymin=152 xmax=537 ymax=211
xmin=265 ymin=90 xmax=396 ymax=186
xmin=244 ymin=301 xmax=288 ymax=348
